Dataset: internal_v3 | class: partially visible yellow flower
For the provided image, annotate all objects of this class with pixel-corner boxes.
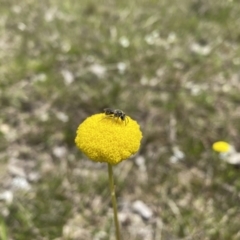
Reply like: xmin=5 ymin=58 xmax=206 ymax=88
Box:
xmin=212 ymin=141 xmax=231 ymax=153
xmin=75 ymin=113 xmax=142 ymax=165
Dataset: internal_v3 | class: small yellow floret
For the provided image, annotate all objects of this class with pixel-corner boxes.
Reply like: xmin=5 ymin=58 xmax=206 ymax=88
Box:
xmin=212 ymin=141 xmax=230 ymax=153
xmin=75 ymin=113 xmax=142 ymax=165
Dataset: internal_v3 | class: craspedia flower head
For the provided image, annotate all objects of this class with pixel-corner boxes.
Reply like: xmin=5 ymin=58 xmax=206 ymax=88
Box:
xmin=75 ymin=113 xmax=142 ymax=165
xmin=212 ymin=141 xmax=231 ymax=153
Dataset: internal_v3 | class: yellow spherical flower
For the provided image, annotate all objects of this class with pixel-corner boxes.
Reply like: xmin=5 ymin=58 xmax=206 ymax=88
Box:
xmin=75 ymin=113 xmax=142 ymax=165
xmin=212 ymin=141 xmax=231 ymax=153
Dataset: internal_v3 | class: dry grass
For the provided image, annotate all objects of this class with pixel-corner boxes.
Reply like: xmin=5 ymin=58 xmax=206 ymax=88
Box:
xmin=1 ymin=0 xmax=240 ymax=239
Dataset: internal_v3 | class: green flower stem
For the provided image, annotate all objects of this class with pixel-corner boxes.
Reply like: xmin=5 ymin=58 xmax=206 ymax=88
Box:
xmin=108 ymin=163 xmax=121 ymax=240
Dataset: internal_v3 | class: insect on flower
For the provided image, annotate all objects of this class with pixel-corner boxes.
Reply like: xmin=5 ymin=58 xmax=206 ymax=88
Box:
xmin=103 ymin=108 xmax=129 ymax=125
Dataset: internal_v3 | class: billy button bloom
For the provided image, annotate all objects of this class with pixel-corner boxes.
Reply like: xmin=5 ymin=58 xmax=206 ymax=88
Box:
xmin=75 ymin=109 xmax=142 ymax=240
xmin=212 ymin=141 xmax=231 ymax=153
xmin=212 ymin=141 xmax=240 ymax=165
xmin=75 ymin=111 xmax=142 ymax=165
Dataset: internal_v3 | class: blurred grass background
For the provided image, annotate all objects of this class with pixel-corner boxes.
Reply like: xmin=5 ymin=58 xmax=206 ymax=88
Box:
xmin=1 ymin=0 xmax=240 ymax=239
